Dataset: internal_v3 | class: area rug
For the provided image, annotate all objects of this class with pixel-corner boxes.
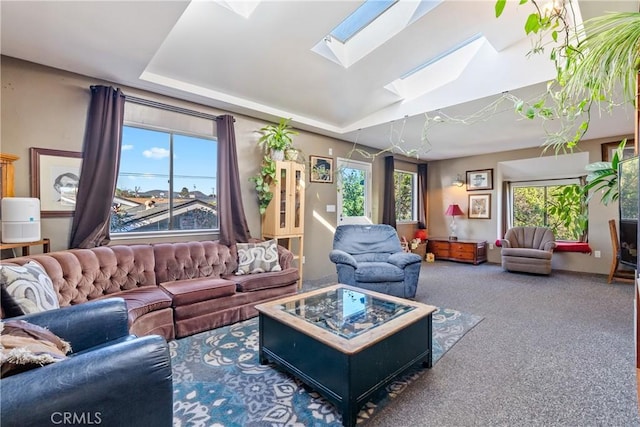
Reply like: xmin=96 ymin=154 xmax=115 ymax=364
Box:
xmin=171 ymin=307 xmax=483 ymax=426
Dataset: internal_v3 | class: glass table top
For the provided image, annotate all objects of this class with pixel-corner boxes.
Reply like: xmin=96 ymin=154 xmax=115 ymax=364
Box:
xmin=276 ymin=287 xmax=415 ymax=340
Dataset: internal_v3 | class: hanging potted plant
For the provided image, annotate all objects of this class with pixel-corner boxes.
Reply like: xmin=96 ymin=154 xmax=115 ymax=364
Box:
xmin=249 ymin=156 xmax=277 ymax=215
xmin=258 ymin=118 xmax=298 ymax=161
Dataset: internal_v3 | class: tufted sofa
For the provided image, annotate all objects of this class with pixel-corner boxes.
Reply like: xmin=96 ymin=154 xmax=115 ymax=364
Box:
xmin=0 ymin=240 xmax=299 ymax=339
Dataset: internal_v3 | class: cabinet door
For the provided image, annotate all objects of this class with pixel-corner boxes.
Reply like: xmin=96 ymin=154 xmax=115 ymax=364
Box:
xmin=288 ymin=163 xmax=305 ymax=235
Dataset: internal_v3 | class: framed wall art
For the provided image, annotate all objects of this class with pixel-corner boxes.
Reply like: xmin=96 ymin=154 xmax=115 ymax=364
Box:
xmin=466 ymin=168 xmax=493 ymax=191
xmin=468 ymin=194 xmax=491 ymax=219
xmin=601 ymin=140 xmax=635 ymax=162
xmin=309 ymin=155 xmax=333 ymax=183
xmin=30 ymin=148 xmax=82 ymax=217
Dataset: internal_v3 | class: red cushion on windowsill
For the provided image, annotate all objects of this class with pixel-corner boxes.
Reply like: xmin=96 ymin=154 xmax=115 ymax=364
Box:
xmin=554 ymin=241 xmax=592 ymax=253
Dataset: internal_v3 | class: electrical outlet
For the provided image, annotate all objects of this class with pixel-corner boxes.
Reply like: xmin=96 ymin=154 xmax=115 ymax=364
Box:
xmin=594 ymin=250 xmax=601 ymax=258
xmin=328 ymin=148 xmax=333 ymax=155
xmin=302 ymin=256 xmax=306 ymax=264
xmin=489 ymin=243 xmax=494 ymax=250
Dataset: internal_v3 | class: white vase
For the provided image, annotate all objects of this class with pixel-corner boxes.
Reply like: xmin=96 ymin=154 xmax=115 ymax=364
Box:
xmin=271 ymin=149 xmax=285 ymax=161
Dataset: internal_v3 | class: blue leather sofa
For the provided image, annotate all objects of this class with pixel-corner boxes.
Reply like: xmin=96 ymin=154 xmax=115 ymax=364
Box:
xmin=329 ymin=224 xmax=422 ymax=298
xmin=1 ymin=298 xmax=173 ymax=427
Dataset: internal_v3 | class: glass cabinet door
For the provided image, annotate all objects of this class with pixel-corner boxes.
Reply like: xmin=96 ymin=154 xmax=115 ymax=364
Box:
xmin=279 ymin=165 xmax=288 ymax=232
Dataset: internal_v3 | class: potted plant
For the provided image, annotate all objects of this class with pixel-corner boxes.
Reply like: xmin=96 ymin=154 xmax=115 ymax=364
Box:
xmin=249 ymin=156 xmax=277 ymax=215
xmin=258 ymin=118 xmax=298 ymax=161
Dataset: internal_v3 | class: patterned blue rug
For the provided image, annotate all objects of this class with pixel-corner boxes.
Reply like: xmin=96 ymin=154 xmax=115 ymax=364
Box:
xmin=170 ymin=307 xmax=483 ymax=426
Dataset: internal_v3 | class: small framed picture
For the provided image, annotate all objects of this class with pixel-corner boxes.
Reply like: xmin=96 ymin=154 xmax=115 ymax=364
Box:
xmin=601 ymin=140 xmax=635 ymax=162
xmin=468 ymin=194 xmax=491 ymax=219
xmin=309 ymin=155 xmax=333 ymax=183
xmin=466 ymin=169 xmax=493 ymax=191
xmin=30 ymin=147 xmax=83 ymax=217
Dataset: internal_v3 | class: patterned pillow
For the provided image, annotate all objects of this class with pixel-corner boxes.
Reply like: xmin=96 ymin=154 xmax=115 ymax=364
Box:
xmin=0 ymin=319 xmax=71 ymax=378
xmin=0 ymin=261 xmax=60 ymax=315
xmin=235 ymin=239 xmax=282 ymax=275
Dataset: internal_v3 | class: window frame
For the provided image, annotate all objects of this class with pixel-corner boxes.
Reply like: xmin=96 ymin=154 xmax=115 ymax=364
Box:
xmin=510 ymin=178 xmax=587 ymax=242
xmin=111 ymin=108 xmax=219 ymax=239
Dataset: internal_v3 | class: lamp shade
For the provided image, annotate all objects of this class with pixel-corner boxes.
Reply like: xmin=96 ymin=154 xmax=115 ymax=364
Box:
xmin=445 ymin=204 xmax=464 ymax=217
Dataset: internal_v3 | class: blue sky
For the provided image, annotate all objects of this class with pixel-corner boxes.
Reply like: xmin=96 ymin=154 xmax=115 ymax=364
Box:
xmin=118 ymin=126 xmax=217 ymax=197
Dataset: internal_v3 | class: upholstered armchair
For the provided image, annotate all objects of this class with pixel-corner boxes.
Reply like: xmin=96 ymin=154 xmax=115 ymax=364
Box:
xmin=1 ymin=298 xmax=173 ymax=427
xmin=500 ymin=226 xmax=556 ymax=275
xmin=329 ymin=224 xmax=422 ymax=298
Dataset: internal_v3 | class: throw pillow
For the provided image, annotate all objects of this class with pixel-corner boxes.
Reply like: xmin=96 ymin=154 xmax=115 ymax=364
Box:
xmin=235 ymin=239 xmax=282 ymax=275
xmin=0 ymin=261 xmax=60 ymax=315
xmin=0 ymin=319 xmax=71 ymax=378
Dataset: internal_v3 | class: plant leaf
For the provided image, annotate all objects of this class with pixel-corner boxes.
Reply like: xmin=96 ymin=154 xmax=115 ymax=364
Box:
xmin=495 ymin=0 xmax=507 ymax=18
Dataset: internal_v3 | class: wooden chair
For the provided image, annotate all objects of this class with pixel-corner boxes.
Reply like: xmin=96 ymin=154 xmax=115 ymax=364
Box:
xmin=608 ymin=219 xmax=635 ymax=284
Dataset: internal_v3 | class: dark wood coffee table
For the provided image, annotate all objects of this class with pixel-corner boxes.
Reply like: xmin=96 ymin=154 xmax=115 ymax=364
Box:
xmin=255 ymin=284 xmax=436 ymax=427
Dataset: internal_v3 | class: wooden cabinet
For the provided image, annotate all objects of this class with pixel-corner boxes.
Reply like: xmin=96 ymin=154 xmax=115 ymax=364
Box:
xmin=0 ymin=153 xmax=19 ymax=198
xmin=427 ymin=238 xmax=487 ymax=265
xmin=262 ymin=161 xmax=305 ymax=286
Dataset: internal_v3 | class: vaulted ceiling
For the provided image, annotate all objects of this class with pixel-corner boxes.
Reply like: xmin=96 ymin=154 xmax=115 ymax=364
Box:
xmin=2 ymin=0 xmax=638 ymax=160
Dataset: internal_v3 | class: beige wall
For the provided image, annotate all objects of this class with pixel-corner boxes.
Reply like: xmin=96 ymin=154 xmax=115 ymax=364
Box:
xmin=1 ymin=56 xmax=628 ymax=278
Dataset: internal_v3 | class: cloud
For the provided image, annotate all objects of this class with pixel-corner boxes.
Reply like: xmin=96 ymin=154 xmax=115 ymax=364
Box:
xmin=122 ymin=144 xmax=134 ymax=151
xmin=143 ymin=147 xmax=170 ymax=159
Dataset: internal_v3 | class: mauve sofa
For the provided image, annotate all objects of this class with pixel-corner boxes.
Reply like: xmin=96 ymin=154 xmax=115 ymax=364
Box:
xmin=0 ymin=240 xmax=299 ymax=339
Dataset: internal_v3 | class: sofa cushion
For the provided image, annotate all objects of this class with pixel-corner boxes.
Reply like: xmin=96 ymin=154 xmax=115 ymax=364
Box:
xmin=355 ymin=262 xmax=405 ymax=283
xmin=0 ymin=261 xmax=60 ymax=315
xmin=160 ymin=277 xmax=236 ymax=306
xmin=225 ymin=267 xmax=299 ymax=292
xmin=0 ymin=319 xmax=71 ymax=378
xmin=96 ymin=287 xmax=172 ymax=324
xmin=235 ymin=239 xmax=282 ymax=275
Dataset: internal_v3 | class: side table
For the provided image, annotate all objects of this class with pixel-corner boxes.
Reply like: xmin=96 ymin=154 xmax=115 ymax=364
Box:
xmin=0 ymin=238 xmax=51 ymax=258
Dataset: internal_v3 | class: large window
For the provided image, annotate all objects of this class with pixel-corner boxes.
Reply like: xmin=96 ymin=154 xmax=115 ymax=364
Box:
xmin=511 ymin=179 xmax=587 ymax=241
xmin=111 ymin=102 xmax=218 ymax=236
xmin=394 ymin=170 xmax=417 ymax=222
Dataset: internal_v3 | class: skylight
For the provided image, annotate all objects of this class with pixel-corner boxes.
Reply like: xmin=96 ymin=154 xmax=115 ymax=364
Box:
xmin=329 ymin=0 xmax=397 ymax=43
xmin=384 ymin=34 xmax=489 ymax=100
xmin=312 ymin=0 xmax=444 ymax=69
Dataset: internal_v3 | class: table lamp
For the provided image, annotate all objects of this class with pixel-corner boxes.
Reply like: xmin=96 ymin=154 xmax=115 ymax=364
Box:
xmin=445 ymin=204 xmax=464 ymax=241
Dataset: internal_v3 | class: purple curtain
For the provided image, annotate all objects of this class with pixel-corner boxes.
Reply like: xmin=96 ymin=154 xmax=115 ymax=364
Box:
xmin=417 ymin=163 xmax=428 ymax=229
xmin=69 ymin=86 xmax=124 ymax=248
xmin=217 ymin=115 xmax=251 ymax=245
xmin=381 ymin=156 xmax=396 ymax=228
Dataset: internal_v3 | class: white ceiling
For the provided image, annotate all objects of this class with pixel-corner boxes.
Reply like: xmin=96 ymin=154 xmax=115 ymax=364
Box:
xmin=1 ymin=0 xmax=637 ymax=160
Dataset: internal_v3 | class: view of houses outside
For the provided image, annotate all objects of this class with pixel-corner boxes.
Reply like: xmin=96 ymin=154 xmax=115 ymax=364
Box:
xmin=110 ymin=126 xmax=218 ymax=233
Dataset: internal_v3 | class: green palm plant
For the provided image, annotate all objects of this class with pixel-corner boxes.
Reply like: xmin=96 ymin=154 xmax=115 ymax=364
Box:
xmin=582 ymin=139 xmax=627 ymax=206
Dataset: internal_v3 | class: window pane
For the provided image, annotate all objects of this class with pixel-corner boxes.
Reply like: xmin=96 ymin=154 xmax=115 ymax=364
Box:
xmin=512 ymin=187 xmax=545 ymax=228
xmin=173 ymin=134 xmax=218 ymax=231
xmin=394 ymin=171 xmax=415 ymax=221
xmin=340 ymin=167 xmax=365 ymax=217
xmin=113 ymin=127 xmax=170 ymax=233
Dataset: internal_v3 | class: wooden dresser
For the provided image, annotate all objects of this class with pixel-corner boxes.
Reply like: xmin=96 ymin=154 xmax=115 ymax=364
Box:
xmin=427 ymin=238 xmax=487 ymax=265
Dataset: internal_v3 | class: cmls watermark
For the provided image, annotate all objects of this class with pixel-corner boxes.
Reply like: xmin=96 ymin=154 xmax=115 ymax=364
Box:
xmin=51 ymin=412 xmax=102 ymax=425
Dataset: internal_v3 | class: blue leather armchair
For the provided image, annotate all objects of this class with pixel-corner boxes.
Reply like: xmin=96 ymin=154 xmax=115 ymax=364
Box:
xmin=329 ymin=224 xmax=422 ymax=298
xmin=1 ymin=298 xmax=173 ymax=427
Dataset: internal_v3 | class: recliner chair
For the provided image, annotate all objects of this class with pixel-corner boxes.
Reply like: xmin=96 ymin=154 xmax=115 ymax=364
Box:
xmin=1 ymin=298 xmax=173 ymax=427
xmin=500 ymin=226 xmax=556 ymax=275
xmin=329 ymin=224 xmax=422 ymax=298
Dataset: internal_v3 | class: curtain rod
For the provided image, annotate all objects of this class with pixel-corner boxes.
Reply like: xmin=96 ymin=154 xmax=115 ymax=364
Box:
xmin=124 ymin=94 xmax=232 ymax=121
